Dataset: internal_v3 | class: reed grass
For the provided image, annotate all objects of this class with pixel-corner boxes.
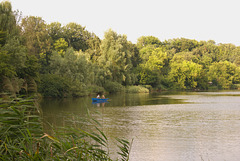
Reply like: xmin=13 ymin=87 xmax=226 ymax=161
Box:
xmin=0 ymin=95 xmax=132 ymax=161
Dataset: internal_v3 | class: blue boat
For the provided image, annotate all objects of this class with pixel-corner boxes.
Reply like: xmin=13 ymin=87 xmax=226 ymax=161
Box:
xmin=92 ymin=98 xmax=109 ymax=102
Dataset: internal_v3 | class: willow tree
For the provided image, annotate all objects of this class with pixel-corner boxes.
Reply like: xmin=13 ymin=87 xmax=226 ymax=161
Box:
xmin=98 ymin=29 xmax=135 ymax=85
xmin=48 ymin=48 xmax=95 ymax=96
xmin=21 ymin=16 xmax=51 ymax=69
xmin=0 ymin=1 xmax=19 ymax=37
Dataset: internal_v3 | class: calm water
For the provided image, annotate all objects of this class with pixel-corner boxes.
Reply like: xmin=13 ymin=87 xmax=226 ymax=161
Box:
xmin=40 ymin=91 xmax=240 ymax=161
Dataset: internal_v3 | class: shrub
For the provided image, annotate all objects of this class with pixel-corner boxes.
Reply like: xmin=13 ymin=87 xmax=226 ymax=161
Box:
xmin=125 ymin=85 xmax=149 ymax=93
xmin=87 ymin=85 xmax=105 ymax=94
xmin=103 ymin=81 xmax=124 ymax=93
xmin=38 ymin=74 xmax=70 ymax=97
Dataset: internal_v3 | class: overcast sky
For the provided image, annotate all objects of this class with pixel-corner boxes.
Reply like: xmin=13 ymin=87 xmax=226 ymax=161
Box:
xmin=8 ymin=0 xmax=240 ymax=45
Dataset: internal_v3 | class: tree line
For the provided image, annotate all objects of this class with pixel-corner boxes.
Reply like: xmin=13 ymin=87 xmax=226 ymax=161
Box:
xmin=1 ymin=1 xmax=240 ymax=97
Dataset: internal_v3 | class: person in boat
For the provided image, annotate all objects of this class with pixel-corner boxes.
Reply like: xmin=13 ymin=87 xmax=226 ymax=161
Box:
xmin=97 ymin=94 xmax=100 ymax=98
xmin=102 ymin=95 xmax=105 ymax=99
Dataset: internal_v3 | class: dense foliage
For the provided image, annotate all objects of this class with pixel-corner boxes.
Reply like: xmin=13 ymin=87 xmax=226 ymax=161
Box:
xmin=1 ymin=1 xmax=240 ymax=97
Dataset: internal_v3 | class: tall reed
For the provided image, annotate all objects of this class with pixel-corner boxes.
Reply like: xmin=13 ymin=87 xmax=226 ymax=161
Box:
xmin=0 ymin=95 xmax=132 ymax=161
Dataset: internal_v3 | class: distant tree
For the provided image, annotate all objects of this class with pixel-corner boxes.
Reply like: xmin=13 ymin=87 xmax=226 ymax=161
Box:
xmin=39 ymin=73 xmax=70 ymax=97
xmin=0 ymin=31 xmax=7 ymax=46
xmin=191 ymin=42 xmax=219 ymax=66
xmin=207 ymin=61 xmax=240 ymax=89
xmin=0 ymin=51 xmax=16 ymax=78
xmin=139 ymin=48 xmax=169 ymax=87
xmin=62 ymin=23 xmax=90 ymax=51
xmin=168 ymin=60 xmax=203 ymax=89
xmin=218 ymin=43 xmax=240 ymax=63
xmin=164 ymin=38 xmax=199 ymax=52
xmin=138 ymin=45 xmax=155 ymax=64
xmin=53 ymin=38 xmax=68 ymax=57
xmin=171 ymin=51 xmax=199 ymax=64
xmin=21 ymin=16 xmax=52 ymax=71
xmin=85 ymin=33 xmax=101 ymax=62
xmin=98 ymin=29 xmax=134 ymax=85
xmin=0 ymin=1 xmax=19 ymax=37
xmin=144 ymin=48 xmax=168 ymax=71
xmin=233 ymin=56 xmax=240 ymax=67
xmin=47 ymin=22 xmax=63 ymax=42
xmin=49 ymin=48 xmax=95 ymax=96
xmin=128 ymin=42 xmax=141 ymax=68
xmin=136 ymin=36 xmax=161 ymax=49
xmin=1 ymin=38 xmax=27 ymax=77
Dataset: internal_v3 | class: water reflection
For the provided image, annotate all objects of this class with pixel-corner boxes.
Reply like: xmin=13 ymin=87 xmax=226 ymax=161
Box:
xmin=92 ymin=101 xmax=108 ymax=107
xmin=40 ymin=91 xmax=240 ymax=161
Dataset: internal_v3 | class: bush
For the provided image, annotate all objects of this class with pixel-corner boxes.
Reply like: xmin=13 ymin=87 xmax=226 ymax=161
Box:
xmin=232 ymin=84 xmax=240 ymax=89
xmin=125 ymin=85 xmax=149 ymax=93
xmin=141 ymin=85 xmax=153 ymax=91
xmin=69 ymin=81 xmax=88 ymax=97
xmin=103 ymin=81 xmax=124 ymax=93
xmin=38 ymin=74 xmax=70 ymax=97
xmin=87 ymin=85 xmax=105 ymax=94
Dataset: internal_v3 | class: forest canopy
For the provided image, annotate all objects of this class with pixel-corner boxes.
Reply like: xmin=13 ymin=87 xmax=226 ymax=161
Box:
xmin=1 ymin=1 xmax=240 ymax=97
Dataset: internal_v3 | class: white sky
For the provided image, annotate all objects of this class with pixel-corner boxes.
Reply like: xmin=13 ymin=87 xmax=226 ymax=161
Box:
xmin=8 ymin=0 xmax=240 ymax=45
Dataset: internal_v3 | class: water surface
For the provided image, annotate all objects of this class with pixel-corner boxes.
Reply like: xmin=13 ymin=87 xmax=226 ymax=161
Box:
xmin=41 ymin=91 xmax=240 ymax=161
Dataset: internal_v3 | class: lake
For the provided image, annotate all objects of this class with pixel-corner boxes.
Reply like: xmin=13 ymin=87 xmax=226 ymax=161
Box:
xmin=40 ymin=91 xmax=240 ymax=161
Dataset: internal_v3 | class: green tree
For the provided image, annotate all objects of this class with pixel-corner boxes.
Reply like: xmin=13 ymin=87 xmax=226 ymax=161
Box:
xmin=128 ymin=42 xmax=141 ymax=68
xmin=164 ymin=38 xmax=200 ymax=52
xmin=136 ymin=36 xmax=161 ymax=49
xmin=1 ymin=38 xmax=27 ymax=75
xmin=62 ymin=23 xmax=90 ymax=51
xmin=218 ymin=43 xmax=240 ymax=63
xmin=98 ymin=29 xmax=134 ymax=85
xmin=21 ymin=16 xmax=51 ymax=68
xmin=49 ymin=48 xmax=95 ymax=96
xmin=139 ymin=48 xmax=169 ymax=87
xmin=39 ymin=74 xmax=70 ymax=97
xmin=85 ymin=33 xmax=101 ymax=63
xmin=233 ymin=56 xmax=240 ymax=67
xmin=0 ymin=30 xmax=7 ymax=46
xmin=139 ymin=68 xmax=158 ymax=86
xmin=0 ymin=1 xmax=19 ymax=37
xmin=53 ymin=38 xmax=68 ymax=57
xmin=170 ymin=51 xmax=198 ymax=64
xmin=47 ymin=22 xmax=63 ymax=42
xmin=0 ymin=51 xmax=16 ymax=78
xmin=168 ymin=60 xmax=203 ymax=89
xmin=138 ymin=45 xmax=155 ymax=64
xmin=144 ymin=48 xmax=168 ymax=71
xmin=207 ymin=61 xmax=240 ymax=89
